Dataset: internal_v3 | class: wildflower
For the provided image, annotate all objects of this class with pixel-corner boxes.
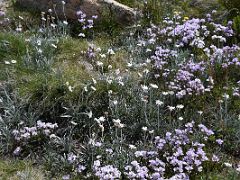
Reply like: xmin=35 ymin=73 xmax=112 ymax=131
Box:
xmin=68 ymin=85 xmax=73 ymax=92
xmin=70 ymin=121 xmax=77 ymax=126
xmin=212 ymin=154 xmax=219 ymax=162
xmin=149 ymin=83 xmax=158 ymax=89
xmin=77 ymin=165 xmax=86 ymax=173
xmin=63 ymin=20 xmax=68 ymax=25
xmin=167 ymin=106 xmax=175 ymax=111
xmin=129 ymin=144 xmax=137 ymax=150
xmin=13 ymin=147 xmax=21 ymax=156
xmin=67 ymin=153 xmax=77 ymax=163
xmin=197 ymin=111 xmax=203 ymax=115
xmin=107 ymin=48 xmax=115 ymax=55
xmin=96 ymin=61 xmax=103 ymax=67
xmin=51 ymin=44 xmax=57 ymax=49
xmin=92 ymin=15 xmax=98 ymax=19
xmin=178 ymin=117 xmax=183 ymax=121
xmin=141 ymin=85 xmax=149 ymax=92
xmin=4 ymin=61 xmax=10 ymax=65
xmin=149 ymin=130 xmax=154 ymax=134
xmin=106 ymin=148 xmax=113 ymax=154
xmin=83 ymin=110 xmax=93 ymax=118
xmin=50 ymin=134 xmax=58 ymax=139
xmin=156 ymin=100 xmax=164 ymax=106
xmin=162 ymin=92 xmax=169 ymax=96
xmin=0 ymin=11 xmax=5 ymax=17
xmin=90 ymin=86 xmax=96 ymax=91
xmin=216 ymin=139 xmax=223 ymax=145
xmin=60 ymin=114 xmax=72 ymax=118
xmin=62 ymin=175 xmax=70 ymax=180
xmin=176 ymin=104 xmax=184 ymax=109
xmin=95 ymin=142 xmax=102 ymax=147
xmin=100 ymin=54 xmax=106 ymax=58
xmin=99 ymin=124 xmax=104 ymax=132
xmin=222 ymin=93 xmax=230 ymax=100
xmin=113 ymin=119 xmax=125 ymax=128
xmin=11 ymin=60 xmax=17 ymax=64
xmin=78 ymin=33 xmax=85 ymax=37
xmin=224 ymin=162 xmax=232 ymax=168
xmin=236 ymin=165 xmax=240 ymax=172
xmin=142 ymin=126 xmax=148 ymax=132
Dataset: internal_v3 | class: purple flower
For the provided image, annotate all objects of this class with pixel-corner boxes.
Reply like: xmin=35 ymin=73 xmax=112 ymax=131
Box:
xmin=216 ymin=139 xmax=223 ymax=145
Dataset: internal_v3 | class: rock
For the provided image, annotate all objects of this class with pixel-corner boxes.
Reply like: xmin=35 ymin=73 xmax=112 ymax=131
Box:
xmin=0 ymin=0 xmax=9 ymax=11
xmin=189 ymin=0 xmax=220 ymax=14
xmin=15 ymin=0 xmax=137 ymax=25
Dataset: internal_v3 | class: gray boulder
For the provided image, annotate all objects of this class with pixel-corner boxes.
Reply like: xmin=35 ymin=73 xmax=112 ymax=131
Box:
xmin=15 ymin=0 xmax=137 ymax=25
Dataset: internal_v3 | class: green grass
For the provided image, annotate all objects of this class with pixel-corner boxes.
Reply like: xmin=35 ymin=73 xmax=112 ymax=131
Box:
xmin=0 ymin=159 xmax=45 ymax=180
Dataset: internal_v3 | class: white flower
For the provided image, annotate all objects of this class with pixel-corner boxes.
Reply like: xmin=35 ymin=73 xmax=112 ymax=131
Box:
xmin=224 ymin=162 xmax=232 ymax=168
xmin=168 ymin=91 xmax=175 ymax=95
xmin=197 ymin=111 xmax=203 ymax=115
xmin=222 ymin=93 xmax=229 ymax=100
xmin=167 ymin=106 xmax=175 ymax=111
xmin=149 ymin=130 xmax=154 ymax=134
xmin=142 ymin=126 xmax=148 ymax=131
xmin=129 ymin=144 xmax=137 ymax=150
xmin=146 ymin=49 xmax=152 ymax=53
xmin=51 ymin=44 xmax=57 ymax=49
xmin=236 ymin=165 xmax=240 ymax=172
xmin=63 ymin=21 xmax=68 ymax=25
xmin=107 ymin=48 xmax=115 ymax=55
xmin=127 ymin=62 xmax=133 ymax=67
xmin=85 ymin=110 xmax=93 ymax=118
xmin=90 ymin=86 xmax=96 ymax=91
xmin=156 ymin=100 xmax=164 ymax=106
xmin=141 ymin=85 xmax=149 ymax=92
xmin=11 ymin=60 xmax=17 ymax=64
xmin=99 ymin=124 xmax=104 ymax=132
xmin=70 ymin=121 xmax=77 ymax=126
xmin=96 ymin=61 xmax=103 ymax=67
xmin=95 ymin=116 xmax=105 ymax=124
xmin=13 ymin=147 xmax=21 ymax=155
xmin=78 ymin=33 xmax=85 ymax=37
xmin=96 ymin=47 xmax=101 ymax=52
xmin=176 ymin=104 xmax=184 ymax=109
xmin=16 ymin=27 xmax=22 ymax=32
xmin=4 ymin=61 xmax=10 ymax=65
xmin=113 ymin=100 xmax=118 ymax=105
xmin=178 ymin=117 xmax=183 ymax=121
xmin=112 ymin=119 xmax=125 ymax=128
xmin=115 ymin=69 xmax=120 ymax=75
xmin=138 ymin=73 xmax=143 ymax=78
xmin=68 ymin=86 xmax=73 ymax=92
xmin=143 ymin=69 xmax=149 ymax=74
xmin=60 ymin=115 xmax=72 ymax=118
xmin=108 ymin=65 xmax=112 ymax=69
xmin=162 ymin=92 xmax=169 ymax=96
xmin=100 ymin=54 xmax=106 ymax=58
xmin=149 ymin=83 xmax=158 ymax=89
xmin=92 ymin=78 xmax=97 ymax=84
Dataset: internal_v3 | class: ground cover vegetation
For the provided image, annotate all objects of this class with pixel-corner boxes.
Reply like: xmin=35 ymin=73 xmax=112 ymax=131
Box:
xmin=1 ymin=0 xmax=240 ymax=179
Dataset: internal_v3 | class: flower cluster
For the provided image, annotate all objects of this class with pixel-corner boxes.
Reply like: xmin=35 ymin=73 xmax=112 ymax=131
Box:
xmin=12 ymin=120 xmax=58 ymax=141
xmin=76 ymin=10 xmax=97 ymax=37
xmin=124 ymin=122 xmax=221 ymax=179
xmin=93 ymin=160 xmax=121 ymax=180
